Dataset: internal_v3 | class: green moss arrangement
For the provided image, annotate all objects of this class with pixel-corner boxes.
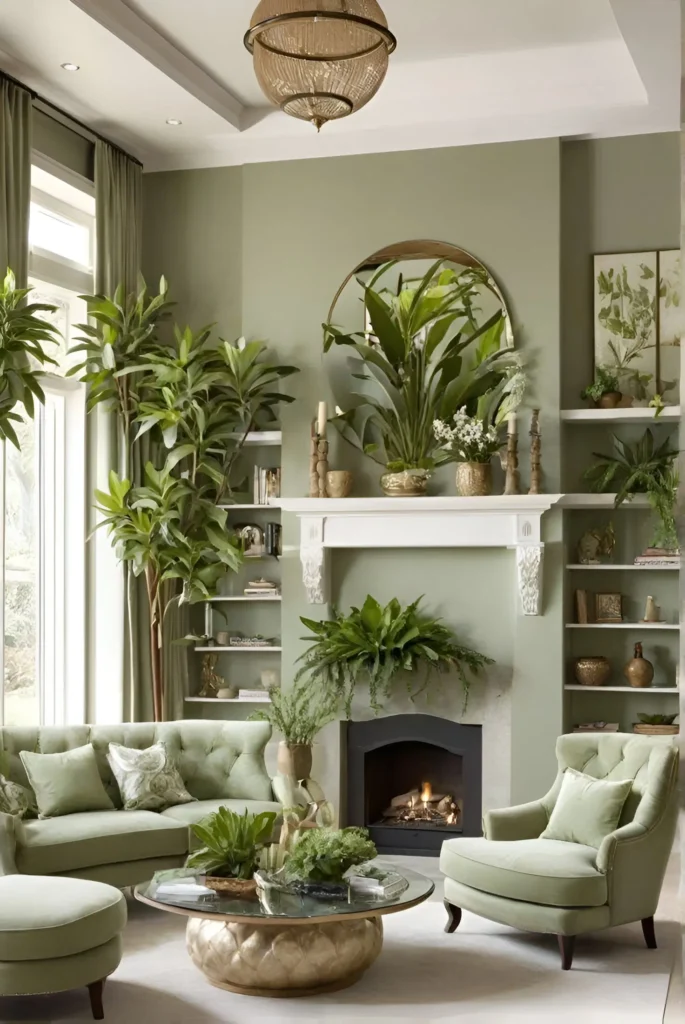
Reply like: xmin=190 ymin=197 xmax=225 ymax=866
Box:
xmin=284 ymin=827 xmax=377 ymax=884
xmin=297 ymin=594 xmax=493 ymax=716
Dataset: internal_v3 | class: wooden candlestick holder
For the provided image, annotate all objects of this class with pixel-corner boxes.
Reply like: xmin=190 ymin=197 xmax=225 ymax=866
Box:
xmin=309 ymin=419 xmax=329 ymax=497
xmin=528 ymin=409 xmax=542 ymax=495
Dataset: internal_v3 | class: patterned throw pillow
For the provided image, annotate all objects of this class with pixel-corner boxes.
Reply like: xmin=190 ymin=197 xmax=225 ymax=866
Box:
xmin=0 ymin=774 xmax=37 ymax=819
xmin=106 ymin=742 xmax=196 ymax=812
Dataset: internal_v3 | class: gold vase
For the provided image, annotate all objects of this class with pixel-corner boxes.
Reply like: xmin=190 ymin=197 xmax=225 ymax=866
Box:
xmin=624 ymin=643 xmax=654 ymax=688
xmin=380 ymin=469 xmax=430 ymax=497
xmin=326 ymin=470 xmax=353 ymax=498
xmin=574 ymin=657 xmax=611 ymax=687
xmin=455 ymin=462 xmax=493 ymax=497
xmin=277 ymin=741 xmax=313 ymax=780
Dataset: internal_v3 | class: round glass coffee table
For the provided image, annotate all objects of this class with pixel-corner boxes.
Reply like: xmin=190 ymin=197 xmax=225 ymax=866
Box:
xmin=135 ymin=866 xmax=433 ymax=997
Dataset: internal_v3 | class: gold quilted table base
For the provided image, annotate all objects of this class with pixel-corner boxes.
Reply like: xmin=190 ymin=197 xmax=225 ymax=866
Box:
xmin=186 ymin=914 xmax=384 ymax=997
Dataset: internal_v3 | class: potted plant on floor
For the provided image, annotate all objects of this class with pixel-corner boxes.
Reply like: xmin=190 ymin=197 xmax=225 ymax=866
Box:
xmin=186 ymin=806 xmax=277 ymax=896
xmin=581 ymin=366 xmax=623 ymax=409
xmin=296 ymin=594 xmax=493 ymax=716
xmin=250 ymin=676 xmax=339 ymax=781
xmin=323 ymin=260 xmax=525 ymax=496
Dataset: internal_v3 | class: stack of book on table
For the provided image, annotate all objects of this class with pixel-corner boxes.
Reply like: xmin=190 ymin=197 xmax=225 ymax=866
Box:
xmin=634 ymin=550 xmax=680 ymax=567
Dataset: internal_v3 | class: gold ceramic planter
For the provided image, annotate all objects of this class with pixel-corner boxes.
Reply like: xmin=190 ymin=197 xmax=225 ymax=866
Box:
xmin=455 ymin=462 xmax=493 ymax=497
xmin=573 ymin=657 xmax=611 ymax=687
xmin=380 ymin=469 xmax=430 ymax=497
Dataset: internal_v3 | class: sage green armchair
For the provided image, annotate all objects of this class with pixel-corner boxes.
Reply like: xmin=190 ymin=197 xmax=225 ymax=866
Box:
xmin=440 ymin=733 xmax=679 ymax=970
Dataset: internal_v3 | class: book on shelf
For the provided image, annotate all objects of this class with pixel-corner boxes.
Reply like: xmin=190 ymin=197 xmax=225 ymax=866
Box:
xmin=572 ymin=722 xmax=619 ymax=733
xmin=265 ymin=522 xmax=282 ymax=556
xmin=253 ymin=466 xmax=281 ymax=505
xmin=239 ymin=689 xmax=271 ymax=700
xmin=634 ymin=555 xmax=681 ymax=566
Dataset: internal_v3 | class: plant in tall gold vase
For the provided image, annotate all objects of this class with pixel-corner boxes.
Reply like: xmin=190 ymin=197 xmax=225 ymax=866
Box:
xmin=323 ymin=259 xmax=524 ymax=496
xmin=71 ymin=277 xmax=298 ymax=720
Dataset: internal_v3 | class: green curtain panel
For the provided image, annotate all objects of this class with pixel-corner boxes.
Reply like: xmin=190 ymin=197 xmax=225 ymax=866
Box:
xmin=0 ymin=75 xmax=32 ymax=286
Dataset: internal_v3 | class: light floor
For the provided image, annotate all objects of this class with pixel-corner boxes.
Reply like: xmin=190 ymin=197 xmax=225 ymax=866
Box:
xmin=0 ymin=851 xmax=682 ymax=1022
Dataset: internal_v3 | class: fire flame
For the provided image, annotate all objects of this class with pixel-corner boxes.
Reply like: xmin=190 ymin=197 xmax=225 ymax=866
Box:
xmin=420 ymin=781 xmax=432 ymax=803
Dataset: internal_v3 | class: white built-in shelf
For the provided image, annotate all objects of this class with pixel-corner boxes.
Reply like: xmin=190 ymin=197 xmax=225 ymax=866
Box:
xmin=565 ymin=685 xmax=679 ymax=693
xmin=566 ymin=564 xmax=679 ymax=571
xmin=565 ymin=622 xmax=678 ymax=630
xmin=185 ymin=696 xmax=272 ymax=703
xmin=561 ymin=407 xmax=680 ymax=423
xmin=203 ymin=595 xmax=282 ymax=602
xmin=559 ymin=494 xmax=650 ymax=510
xmin=195 ymin=645 xmax=282 ymax=653
xmin=228 ymin=431 xmax=282 ymax=446
xmin=219 ymin=502 xmax=281 ymax=511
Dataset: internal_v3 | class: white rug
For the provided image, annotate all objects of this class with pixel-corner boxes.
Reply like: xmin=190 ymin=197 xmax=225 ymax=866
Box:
xmin=0 ymin=896 xmax=674 ymax=1024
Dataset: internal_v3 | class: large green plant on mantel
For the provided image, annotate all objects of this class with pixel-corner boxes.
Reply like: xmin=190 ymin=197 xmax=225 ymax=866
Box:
xmin=323 ymin=260 xmax=524 ymax=475
xmin=71 ymin=278 xmax=298 ymax=720
xmin=584 ymin=429 xmax=679 ymax=551
xmin=0 ymin=269 xmax=60 ymax=446
xmin=296 ymin=595 xmax=493 ymax=717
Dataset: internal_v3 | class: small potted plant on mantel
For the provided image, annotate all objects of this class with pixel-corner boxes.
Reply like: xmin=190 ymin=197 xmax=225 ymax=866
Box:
xmin=433 ymin=407 xmax=503 ymax=496
xmin=581 ymin=366 xmax=623 ymax=409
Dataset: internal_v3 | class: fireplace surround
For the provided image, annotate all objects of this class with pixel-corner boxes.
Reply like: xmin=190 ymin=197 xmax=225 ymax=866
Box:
xmin=345 ymin=714 xmax=483 ymax=855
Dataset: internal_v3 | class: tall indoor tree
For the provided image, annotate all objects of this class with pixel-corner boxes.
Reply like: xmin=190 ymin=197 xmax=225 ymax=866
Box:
xmin=71 ymin=278 xmax=298 ymax=720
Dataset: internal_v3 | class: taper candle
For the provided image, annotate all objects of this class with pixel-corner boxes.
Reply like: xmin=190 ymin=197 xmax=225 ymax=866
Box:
xmin=317 ymin=401 xmax=327 ymax=438
xmin=508 ymin=412 xmax=517 ymax=435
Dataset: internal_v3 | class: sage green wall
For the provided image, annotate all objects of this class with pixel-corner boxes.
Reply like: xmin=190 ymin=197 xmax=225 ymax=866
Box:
xmin=143 ymin=138 xmax=563 ymax=805
xmin=32 ymin=109 xmax=94 ymax=180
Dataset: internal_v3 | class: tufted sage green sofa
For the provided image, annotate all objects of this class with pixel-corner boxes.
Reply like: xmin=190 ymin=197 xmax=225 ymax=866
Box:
xmin=440 ymin=733 xmax=679 ymax=970
xmin=0 ymin=721 xmax=280 ymax=887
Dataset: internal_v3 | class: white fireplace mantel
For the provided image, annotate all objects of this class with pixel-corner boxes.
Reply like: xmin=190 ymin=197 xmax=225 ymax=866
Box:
xmin=275 ymin=495 xmax=564 ymax=615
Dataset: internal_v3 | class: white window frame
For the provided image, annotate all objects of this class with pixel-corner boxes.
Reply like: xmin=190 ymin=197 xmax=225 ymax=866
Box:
xmin=29 ymin=186 xmax=95 ymax=295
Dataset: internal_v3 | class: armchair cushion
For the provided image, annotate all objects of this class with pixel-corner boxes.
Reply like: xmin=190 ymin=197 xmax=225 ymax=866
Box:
xmin=540 ymin=768 xmax=632 ymax=849
xmin=440 ymin=836 xmax=607 ymax=907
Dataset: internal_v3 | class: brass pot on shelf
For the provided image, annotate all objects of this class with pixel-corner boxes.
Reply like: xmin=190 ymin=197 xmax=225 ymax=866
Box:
xmin=573 ymin=657 xmax=611 ymax=687
xmin=455 ymin=462 xmax=493 ymax=497
xmin=624 ymin=643 xmax=654 ymax=688
xmin=380 ymin=468 xmax=430 ymax=497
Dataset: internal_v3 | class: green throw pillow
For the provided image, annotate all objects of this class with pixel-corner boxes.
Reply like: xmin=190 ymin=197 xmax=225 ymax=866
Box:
xmin=540 ymin=767 xmax=632 ymax=849
xmin=19 ymin=744 xmax=114 ymax=818
xmin=0 ymin=774 xmax=37 ymax=819
xmin=106 ymin=741 xmax=195 ymax=812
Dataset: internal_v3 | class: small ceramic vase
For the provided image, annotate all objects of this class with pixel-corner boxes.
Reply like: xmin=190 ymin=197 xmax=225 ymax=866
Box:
xmin=642 ymin=596 xmax=660 ymax=622
xmin=326 ymin=470 xmax=353 ymax=498
xmin=574 ymin=656 xmax=611 ymax=687
xmin=217 ymin=686 xmax=238 ymax=700
xmin=455 ymin=462 xmax=493 ymax=497
xmin=597 ymin=392 xmax=623 ymax=409
xmin=380 ymin=469 xmax=430 ymax=497
xmin=277 ymin=741 xmax=313 ymax=781
xmin=216 ymin=631 xmax=229 ymax=646
xmin=624 ymin=643 xmax=654 ymax=688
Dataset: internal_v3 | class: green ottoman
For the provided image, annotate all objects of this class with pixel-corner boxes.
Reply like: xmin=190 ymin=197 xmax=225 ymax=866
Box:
xmin=0 ymin=875 xmax=126 ymax=1019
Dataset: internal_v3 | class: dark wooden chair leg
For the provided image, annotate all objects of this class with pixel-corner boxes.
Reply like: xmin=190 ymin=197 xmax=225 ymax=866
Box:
xmin=641 ymin=916 xmax=657 ymax=949
xmin=88 ymin=979 xmax=105 ymax=1021
xmin=557 ymin=934 xmax=575 ymax=970
xmin=444 ymin=900 xmax=462 ymax=934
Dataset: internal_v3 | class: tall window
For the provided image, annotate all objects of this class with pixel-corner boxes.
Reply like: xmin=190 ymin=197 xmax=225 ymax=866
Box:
xmin=0 ymin=162 xmax=93 ymax=726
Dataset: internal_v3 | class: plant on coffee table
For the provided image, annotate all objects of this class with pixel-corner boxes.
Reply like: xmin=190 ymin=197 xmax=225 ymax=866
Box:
xmin=186 ymin=806 xmax=277 ymax=879
xmin=284 ymin=827 xmax=377 ymax=885
xmin=296 ymin=594 xmax=493 ymax=716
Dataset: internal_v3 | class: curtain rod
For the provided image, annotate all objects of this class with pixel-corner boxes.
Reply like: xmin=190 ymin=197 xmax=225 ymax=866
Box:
xmin=0 ymin=68 xmax=143 ymax=168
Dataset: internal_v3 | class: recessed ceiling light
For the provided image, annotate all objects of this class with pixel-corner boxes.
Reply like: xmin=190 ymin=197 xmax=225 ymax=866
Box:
xmin=60 ymin=62 xmax=80 ymax=71
xmin=166 ymin=118 xmax=182 ymax=126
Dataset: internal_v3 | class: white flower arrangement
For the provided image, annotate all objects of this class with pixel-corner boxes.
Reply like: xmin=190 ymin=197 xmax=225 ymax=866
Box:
xmin=433 ymin=408 xmax=502 ymax=464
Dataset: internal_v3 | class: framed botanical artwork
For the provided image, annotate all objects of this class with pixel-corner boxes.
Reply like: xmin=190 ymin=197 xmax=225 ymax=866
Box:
xmin=658 ymin=249 xmax=682 ymax=399
xmin=594 ymin=252 xmax=657 ymax=399
xmin=594 ymin=250 xmax=683 ymax=401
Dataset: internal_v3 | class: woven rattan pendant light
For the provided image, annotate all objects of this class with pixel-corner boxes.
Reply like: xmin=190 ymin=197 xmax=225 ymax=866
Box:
xmin=244 ymin=0 xmax=396 ymax=131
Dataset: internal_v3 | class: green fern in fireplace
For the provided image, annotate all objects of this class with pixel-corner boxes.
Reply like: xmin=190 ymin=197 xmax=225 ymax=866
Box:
xmin=296 ymin=595 xmax=493 ymax=717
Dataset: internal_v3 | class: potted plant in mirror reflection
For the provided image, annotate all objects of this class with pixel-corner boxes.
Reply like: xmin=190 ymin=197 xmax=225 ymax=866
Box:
xmin=295 ymin=594 xmax=493 ymax=717
xmin=584 ymin=429 xmax=679 ymax=553
xmin=322 ymin=259 xmax=525 ymax=496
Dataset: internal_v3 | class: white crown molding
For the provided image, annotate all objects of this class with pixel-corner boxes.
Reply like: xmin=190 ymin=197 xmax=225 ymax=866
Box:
xmin=277 ymin=495 xmax=563 ymax=614
xmin=69 ymin=0 xmax=244 ymax=130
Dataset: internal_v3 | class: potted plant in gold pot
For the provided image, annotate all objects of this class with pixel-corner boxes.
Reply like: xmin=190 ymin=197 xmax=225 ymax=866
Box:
xmin=250 ymin=676 xmax=339 ymax=781
xmin=433 ymin=407 xmax=503 ymax=496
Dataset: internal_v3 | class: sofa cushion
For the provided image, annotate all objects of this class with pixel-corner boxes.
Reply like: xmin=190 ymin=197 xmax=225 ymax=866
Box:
xmin=16 ymin=809 xmax=189 ymax=875
xmin=440 ymin=837 xmax=607 ymax=908
xmin=19 ymin=744 xmax=114 ymax=818
xmin=0 ymin=875 xmax=126 ymax=961
xmin=106 ymin=741 xmax=195 ymax=811
xmin=161 ymin=798 xmax=282 ymax=827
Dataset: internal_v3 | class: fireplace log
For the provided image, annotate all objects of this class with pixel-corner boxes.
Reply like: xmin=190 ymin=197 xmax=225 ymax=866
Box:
xmin=390 ymin=789 xmax=420 ymax=808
